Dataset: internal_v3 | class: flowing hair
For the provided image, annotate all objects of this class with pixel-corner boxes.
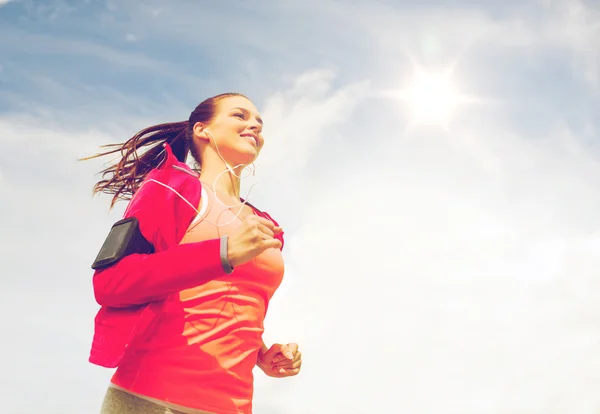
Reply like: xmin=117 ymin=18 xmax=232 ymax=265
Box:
xmin=82 ymin=93 xmax=246 ymax=208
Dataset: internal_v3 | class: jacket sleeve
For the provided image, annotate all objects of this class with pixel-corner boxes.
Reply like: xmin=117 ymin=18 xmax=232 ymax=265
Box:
xmin=91 ymin=154 xmax=227 ymax=308
xmin=92 ymin=239 xmax=227 ymax=308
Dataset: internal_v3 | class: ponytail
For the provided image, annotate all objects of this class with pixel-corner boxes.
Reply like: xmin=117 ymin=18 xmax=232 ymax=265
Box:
xmin=84 ymin=92 xmax=247 ymax=208
xmin=82 ymin=121 xmax=190 ymax=208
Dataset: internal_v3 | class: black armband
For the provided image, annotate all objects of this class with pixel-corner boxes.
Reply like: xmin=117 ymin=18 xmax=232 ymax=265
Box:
xmin=91 ymin=217 xmax=155 ymax=270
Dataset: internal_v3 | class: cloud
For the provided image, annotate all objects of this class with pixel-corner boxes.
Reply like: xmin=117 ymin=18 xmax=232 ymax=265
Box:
xmin=249 ymin=39 xmax=600 ymax=414
xmin=539 ymin=0 xmax=600 ymax=88
xmin=255 ymin=116 xmax=600 ymax=413
xmin=317 ymin=0 xmax=600 ymax=92
xmin=0 ymin=120 xmax=126 ymax=413
xmin=258 ymin=69 xmax=371 ymax=174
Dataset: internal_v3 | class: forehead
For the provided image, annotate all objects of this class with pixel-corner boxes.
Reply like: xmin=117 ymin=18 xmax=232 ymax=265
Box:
xmin=217 ymin=96 xmax=259 ymax=114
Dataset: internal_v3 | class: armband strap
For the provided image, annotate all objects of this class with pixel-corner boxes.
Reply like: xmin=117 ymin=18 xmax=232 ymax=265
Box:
xmin=91 ymin=217 xmax=154 ymax=270
xmin=220 ymin=235 xmax=234 ymax=274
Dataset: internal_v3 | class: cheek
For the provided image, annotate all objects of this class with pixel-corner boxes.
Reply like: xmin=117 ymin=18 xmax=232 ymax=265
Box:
xmin=227 ymin=118 xmax=245 ymax=132
xmin=217 ymin=123 xmax=241 ymax=143
xmin=216 ymin=118 xmax=241 ymax=133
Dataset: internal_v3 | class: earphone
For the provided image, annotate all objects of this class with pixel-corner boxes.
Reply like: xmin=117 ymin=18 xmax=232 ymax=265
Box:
xmin=201 ymin=128 xmax=258 ymax=226
xmin=125 ymin=127 xmax=259 ymax=228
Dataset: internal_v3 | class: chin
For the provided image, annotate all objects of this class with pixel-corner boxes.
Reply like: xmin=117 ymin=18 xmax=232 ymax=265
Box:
xmin=231 ymin=152 xmax=259 ymax=167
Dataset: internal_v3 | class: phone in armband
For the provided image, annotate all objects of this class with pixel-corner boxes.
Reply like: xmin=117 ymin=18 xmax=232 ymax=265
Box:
xmin=91 ymin=217 xmax=155 ymax=270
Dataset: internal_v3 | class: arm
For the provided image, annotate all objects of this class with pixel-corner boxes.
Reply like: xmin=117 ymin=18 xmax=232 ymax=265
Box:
xmin=92 ymin=161 xmax=230 ymax=308
xmin=93 ymin=237 xmax=228 ymax=308
xmin=93 ymin=168 xmax=280 ymax=308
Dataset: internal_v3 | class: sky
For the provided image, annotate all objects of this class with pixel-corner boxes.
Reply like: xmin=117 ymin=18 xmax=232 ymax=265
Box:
xmin=1 ymin=0 xmax=600 ymax=413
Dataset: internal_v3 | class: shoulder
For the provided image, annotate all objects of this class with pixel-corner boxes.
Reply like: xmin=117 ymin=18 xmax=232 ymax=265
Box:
xmin=125 ymin=145 xmax=200 ymax=216
xmin=123 ymin=144 xmax=201 ymax=248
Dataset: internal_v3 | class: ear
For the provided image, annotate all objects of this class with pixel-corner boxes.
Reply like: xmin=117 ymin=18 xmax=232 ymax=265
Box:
xmin=192 ymin=121 xmax=210 ymax=143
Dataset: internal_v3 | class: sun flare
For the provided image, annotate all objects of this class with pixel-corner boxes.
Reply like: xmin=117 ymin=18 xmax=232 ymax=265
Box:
xmin=387 ymin=64 xmax=476 ymax=129
xmin=406 ymin=70 xmax=460 ymax=125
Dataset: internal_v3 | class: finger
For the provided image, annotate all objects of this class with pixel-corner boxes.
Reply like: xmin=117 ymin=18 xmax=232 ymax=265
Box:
xmin=279 ymin=344 xmax=295 ymax=360
xmin=271 ymin=354 xmax=287 ymax=364
xmin=272 ymin=358 xmax=302 ymax=369
xmin=272 ymin=347 xmax=297 ymax=362
xmin=251 ymin=216 xmax=277 ymax=230
xmin=277 ymin=367 xmax=300 ymax=376
xmin=272 ymin=353 xmax=301 ymax=367
xmin=262 ymin=344 xmax=283 ymax=362
xmin=273 ymin=350 xmax=301 ymax=365
xmin=256 ymin=222 xmax=275 ymax=238
xmin=260 ymin=238 xmax=282 ymax=251
xmin=285 ymin=343 xmax=299 ymax=354
xmin=249 ymin=216 xmax=282 ymax=234
xmin=280 ymin=343 xmax=298 ymax=359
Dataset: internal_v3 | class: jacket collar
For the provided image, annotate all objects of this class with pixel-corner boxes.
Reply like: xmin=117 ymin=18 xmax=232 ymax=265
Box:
xmin=161 ymin=143 xmax=200 ymax=178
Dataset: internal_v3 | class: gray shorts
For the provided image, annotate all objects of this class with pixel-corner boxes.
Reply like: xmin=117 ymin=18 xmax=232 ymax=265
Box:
xmin=100 ymin=387 xmax=215 ymax=414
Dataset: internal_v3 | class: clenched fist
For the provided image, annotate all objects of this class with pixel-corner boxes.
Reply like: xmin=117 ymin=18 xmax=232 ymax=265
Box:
xmin=226 ymin=215 xmax=282 ymax=268
xmin=257 ymin=343 xmax=302 ymax=378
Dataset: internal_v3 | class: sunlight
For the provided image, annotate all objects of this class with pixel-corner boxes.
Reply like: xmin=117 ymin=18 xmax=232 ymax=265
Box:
xmin=405 ymin=69 xmax=460 ymax=126
xmin=384 ymin=62 xmax=479 ymax=129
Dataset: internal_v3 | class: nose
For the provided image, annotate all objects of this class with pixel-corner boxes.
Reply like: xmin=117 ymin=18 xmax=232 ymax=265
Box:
xmin=248 ymin=118 xmax=262 ymax=131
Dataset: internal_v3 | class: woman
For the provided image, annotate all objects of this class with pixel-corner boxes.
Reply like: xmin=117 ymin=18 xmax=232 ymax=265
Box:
xmin=86 ymin=93 xmax=302 ymax=414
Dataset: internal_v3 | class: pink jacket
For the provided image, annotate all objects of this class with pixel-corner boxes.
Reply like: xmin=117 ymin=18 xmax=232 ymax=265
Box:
xmin=89 ymin=144 xmax=283 ymax=368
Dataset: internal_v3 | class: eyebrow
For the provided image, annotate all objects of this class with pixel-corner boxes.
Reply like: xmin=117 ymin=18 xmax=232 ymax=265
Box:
xmin=232 ymin=107 xmax=263 ymax=125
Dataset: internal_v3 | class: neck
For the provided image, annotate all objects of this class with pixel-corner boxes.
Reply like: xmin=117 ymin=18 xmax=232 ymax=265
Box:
xmin=199 ymin=157 xmax=244 ymax=199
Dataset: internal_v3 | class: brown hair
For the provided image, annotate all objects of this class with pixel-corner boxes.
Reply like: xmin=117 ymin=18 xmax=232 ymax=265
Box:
xmin=83 ymin=93 xmax=247 ymax=207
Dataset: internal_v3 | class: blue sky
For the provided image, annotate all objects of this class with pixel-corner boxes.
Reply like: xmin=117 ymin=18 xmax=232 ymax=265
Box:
xmin=2 ymin=0 xmax=600 ymax=413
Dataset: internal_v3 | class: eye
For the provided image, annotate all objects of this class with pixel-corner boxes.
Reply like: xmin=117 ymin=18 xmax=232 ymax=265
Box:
xmin=233 ymin=113 xmax=245 ymax=119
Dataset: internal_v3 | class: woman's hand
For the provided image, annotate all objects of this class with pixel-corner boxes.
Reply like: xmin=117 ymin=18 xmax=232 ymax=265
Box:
xmin=257 ymin=343 xmax=302 ymax=378
xmin=227 ymin=215 xmax=282 ymax=268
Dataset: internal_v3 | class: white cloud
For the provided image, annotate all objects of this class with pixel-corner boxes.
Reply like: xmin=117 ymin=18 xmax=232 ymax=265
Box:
xmin=321 ymin=0 xmax=600 ymax=91
xmin=540 ymin=0 xmax=600 ymax=87
xmin=0 ymin=121 xmax=127 ymax=413
xmin=258 ymin=68 xmax=371 ymax=174
xmin=248 ymin=60 xmax=600 ymax=412
xmin=256 ymin=115 xmax=600 ymax=413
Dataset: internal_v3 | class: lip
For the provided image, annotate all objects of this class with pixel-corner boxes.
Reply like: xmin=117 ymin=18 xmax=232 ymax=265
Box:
xmin=240 ymin=133 xmax=258 ymax=146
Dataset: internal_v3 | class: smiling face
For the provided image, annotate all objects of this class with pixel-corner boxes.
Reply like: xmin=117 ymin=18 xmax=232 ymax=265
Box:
xmin=193 ymin=95 xmax=265 ymax=167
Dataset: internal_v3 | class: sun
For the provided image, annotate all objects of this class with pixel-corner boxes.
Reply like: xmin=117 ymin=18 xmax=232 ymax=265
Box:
xmin=387 ymin=64 xmax=474 ymax=129
xmin=406 ymin=70 xmax=460 ymax=126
